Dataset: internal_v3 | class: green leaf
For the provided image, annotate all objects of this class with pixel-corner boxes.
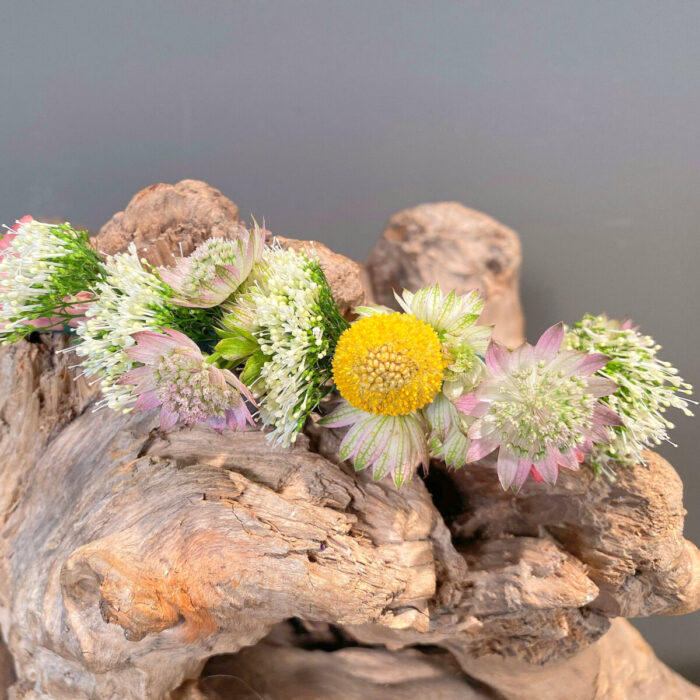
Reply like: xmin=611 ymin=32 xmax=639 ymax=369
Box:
xmin=215 ymin=335 xmax=259 ymax=363
xmin=240 ymin=350 xmax=267 ymax=385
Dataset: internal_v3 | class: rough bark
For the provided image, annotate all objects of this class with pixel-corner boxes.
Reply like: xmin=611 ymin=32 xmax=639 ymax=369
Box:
xmin=175 ymin=618 xmax=699 ymax=700
xmin=0 ymin=181 xmax=697 ymax=699
xmin=365 ymin=202 xmax=525 ymax=347
xmin=97 ymin=179 xmax=240 ymax=267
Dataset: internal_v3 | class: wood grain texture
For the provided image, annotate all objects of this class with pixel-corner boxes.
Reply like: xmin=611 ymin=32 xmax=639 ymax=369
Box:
xmin=0 ymin=181 xmax=697 ymax=699
xmin=365 ymin=202 xmax=526 ymax=347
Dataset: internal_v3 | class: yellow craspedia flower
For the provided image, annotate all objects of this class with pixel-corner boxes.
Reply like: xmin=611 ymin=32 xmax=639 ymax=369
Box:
xmin=332 ymin=312 xmax=446 ymax=416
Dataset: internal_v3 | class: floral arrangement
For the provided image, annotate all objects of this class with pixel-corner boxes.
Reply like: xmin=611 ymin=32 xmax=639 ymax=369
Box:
xmin=1 ymin=216 xmax=693 ymax=489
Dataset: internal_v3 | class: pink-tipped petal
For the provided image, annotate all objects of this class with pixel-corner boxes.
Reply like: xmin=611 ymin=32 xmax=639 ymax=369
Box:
xmin=580 ymin=438 xmax=594 ymax=455
xmin=159 ymin=406 xmax=179 ymax=431
xmin=576 ymin=352 xmax=611 ymax=376
xmin=208 ymin=416 xmax=227 ymax=433
xmin=162 ymin=327 xmax=202 ymax=353
xmin=222 ymin=369 xmax=256 ymax=403
xmin=535 ymin=449 xmax=560 ymax=484
xmin=589 ymin=420 xmax=612 ymax=443
xmin=535 ymin=322 xmax=565 ymax=359
xmin=455 ymin=392 xmax=481 ymax=415
xmin=496 ymin=448 xmax=520 ymax=489
xmin=512 ymin=459 xmax=534 ymax=490
xmin=12 ymin=215 xmax=33 ymax=231
xmin=586 ymin=376 xmax=618 ymax=398
xmin=157 ymin=265 xmax=185 ymax=289
xmin=593 ymin=403 xmax=623 ymax=427
xmin=529 ymin=466 xmax=544 ymax=483
xmin=119 ymin=365 xmax=157 ymax=393
xmin=126 ymin=330 xmax=181 ymax=362
xmin=467 ymin=433 xmax=500 ymax=462
xmin=485 ymin=342 xmax=511 ymax=376
xmin=0 ymin=232 xmax=17 ymax=253
xmin=134 ymin=391 xmax=161 ymax=412
xmin=318 ymin=402 xmax=367 ymax=428
xmin=29 ymin=316 xmax=59 ymax=329
xmin=557 ymin=450 xmax=580 ymax=471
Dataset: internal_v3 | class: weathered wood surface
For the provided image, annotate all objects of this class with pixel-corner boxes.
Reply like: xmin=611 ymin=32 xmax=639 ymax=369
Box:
xmin=365 ymin=201 xmax=525 ymax=347
xmin=0 ymin=180 xmax=698 ymax=699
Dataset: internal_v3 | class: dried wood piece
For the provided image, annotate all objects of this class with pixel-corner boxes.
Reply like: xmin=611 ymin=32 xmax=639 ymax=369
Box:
xmin=446 ymin=454 xmax=700 ymax=618
xmin=98 ymin=179 xmax=241 ymax=266
xmin=365 ymin=202 xmax=525 ymax=347
xmin=0 ymin=639 xmax=14 ymax=700
xmin=176 ymin=643 xmax=487 ymax=700
xmin=0 ymin=182 xmax=697 ymax=699
xmin=0 ymin=354 xmax=448 ymax=697
xmin=457 ymin=619 xmax=700 ymax=700
xmin=344 ymin=535 xmax=609 ymax=664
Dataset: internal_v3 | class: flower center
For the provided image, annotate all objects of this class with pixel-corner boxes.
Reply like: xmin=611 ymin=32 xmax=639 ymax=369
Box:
xmin=333 ymin=313 xmax=446 ymax=415
xmin=184 ymin=239 xmax=242 ymax=294
xmin=155 ymin=351 xmax=232 ymax=422
xmin=492 ymin=363 xmax=595 ymax=459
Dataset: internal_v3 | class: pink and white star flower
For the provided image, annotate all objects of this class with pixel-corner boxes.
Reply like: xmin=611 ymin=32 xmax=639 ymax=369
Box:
xmin=119 ymin=328 xmax=256 ymax=432
xmin=319 ymin=400 xmax=429 ymax=487
xmin=456 ymin=323 xmax=621 ymax=490
xmin=159 ymin=224 xmax=265 ymax=308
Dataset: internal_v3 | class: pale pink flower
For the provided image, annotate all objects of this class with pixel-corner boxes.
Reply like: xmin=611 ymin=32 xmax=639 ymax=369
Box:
xmin=160 ymin=225 xmax=265 ymax=308
xmin=119 ymin=328 xmax=256 ymax=432
xmin=456 ymin=323 xmax=621 ymax=490
xmin=319 ymin=400 xmax=429 ymax=487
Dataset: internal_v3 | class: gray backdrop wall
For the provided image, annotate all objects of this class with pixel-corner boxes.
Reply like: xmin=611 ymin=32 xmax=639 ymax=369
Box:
xmin=2 ymin=0 xmax=699 ymax=681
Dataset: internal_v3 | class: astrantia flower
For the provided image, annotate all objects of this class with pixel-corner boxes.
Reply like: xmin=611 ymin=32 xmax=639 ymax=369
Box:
xmin=74 ymin=245 xmax=179 ymax=411
xmin=456 ymin=323 xmax=621 ymax=490
xmin=159 ymin=225 xmax=264 ymax=308
xmin=565 ymin=314 xmax=694 ymax=473
xmin=217 ymin=245 xmax=348 ymax=446
xmin=119 ymin=328 xmax=255 ymax=431
xmin=396 ymin=286 xmax=492 ymax=399
xmin=318 ymin=402 xmax=429 ymax=487
xmin=423 ymin=391 xmax=472 ymax=469
xmin=0 ymin=217 xmax=104 ymax=343
xmin=320 ymin=287 xmax=491 ymax=486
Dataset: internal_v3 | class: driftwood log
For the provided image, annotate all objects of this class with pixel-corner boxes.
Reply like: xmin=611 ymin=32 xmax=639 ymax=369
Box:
xmin=0 ymin=180 xmax=698 ymax=699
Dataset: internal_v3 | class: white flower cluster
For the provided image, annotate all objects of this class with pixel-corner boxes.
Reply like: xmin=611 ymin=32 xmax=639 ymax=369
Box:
xmin=224 ymin=247 xmax=335 ymax=445
xmin=565 ymin=314 xmax=694 ymax=470
xmin=0 ymin=221 xmax=61 ymax=326
xmin=74 ymin=245 xmax=173 ymax=411
xmin=0 ymin=219 xmax=101 ymax=341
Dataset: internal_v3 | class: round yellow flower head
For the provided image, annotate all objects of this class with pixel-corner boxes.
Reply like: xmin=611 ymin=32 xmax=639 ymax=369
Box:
xmin=332 ymin=312 xmax=446 ymax=416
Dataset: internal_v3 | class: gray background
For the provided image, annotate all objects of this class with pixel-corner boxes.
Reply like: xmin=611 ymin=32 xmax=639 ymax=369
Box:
xmin=2 ymin=0 xmax=699 ymax=681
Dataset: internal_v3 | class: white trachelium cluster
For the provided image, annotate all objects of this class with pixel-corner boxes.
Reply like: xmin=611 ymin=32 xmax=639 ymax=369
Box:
xmin=0 ymin=221 xmax=62 ymax=325
xmin=223 ymin=246 xmax=341 ymax=446
xmin=565 ymin=314 xmax=694 ymax=468
xmin=74 ymin=245 xmax=173 ymax=411
xmin=0 ymin=219 xmax=101 ymax=341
